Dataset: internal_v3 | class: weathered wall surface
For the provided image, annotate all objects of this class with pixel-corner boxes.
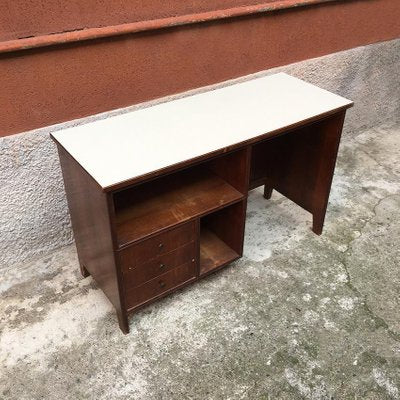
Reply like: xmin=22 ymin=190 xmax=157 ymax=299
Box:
xmin=1 ymin=0 xmax=399 ymax=137
xmin=0 ymin=38 xmax=399 ymax=271
xmin=0 ymin=0 xmax=295 ymax=41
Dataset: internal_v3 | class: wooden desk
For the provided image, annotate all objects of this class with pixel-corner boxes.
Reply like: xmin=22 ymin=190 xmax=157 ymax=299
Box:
xmin=52 ymin=73 xmax=353 ymax=333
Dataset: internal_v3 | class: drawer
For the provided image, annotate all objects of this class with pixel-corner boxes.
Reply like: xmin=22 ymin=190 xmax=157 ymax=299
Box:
xmin=122 ymin=242 xmax=196 ymax=287
xmin=125 ymin=261 xmax=196 ymax=310
xmin=118 ymin=221 xmax=196 ymax=268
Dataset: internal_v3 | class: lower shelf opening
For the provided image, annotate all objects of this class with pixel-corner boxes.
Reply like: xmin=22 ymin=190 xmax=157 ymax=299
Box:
xmin=200 ymin=228 xmax=239 ymax=275
xmin=199 ymin=201 xmax=245 ymax=275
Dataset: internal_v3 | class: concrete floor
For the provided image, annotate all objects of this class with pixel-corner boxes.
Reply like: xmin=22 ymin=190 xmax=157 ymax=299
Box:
xmin=1 ymin=123 xmax=399 ymax=399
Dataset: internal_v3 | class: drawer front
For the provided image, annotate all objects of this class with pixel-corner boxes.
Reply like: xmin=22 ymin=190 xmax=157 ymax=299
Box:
xmin=119 ymin=221 xmax=196 ymax=268
xmin=125 ymin=261 xmax=196 ymax=309
xmin=122 ymin=242 xmax=196 ymax=287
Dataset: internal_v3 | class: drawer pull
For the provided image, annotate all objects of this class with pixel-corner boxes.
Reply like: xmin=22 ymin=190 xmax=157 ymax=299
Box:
xmin=159 ymin=263 xmax=166 ymax=270
xmin=159 ymin=280 xmax=166 ymax=288
xmin=158 ymin=243 xmax=164 ymax=250
xmin=191 ymin=258 xmax=195 ymax=263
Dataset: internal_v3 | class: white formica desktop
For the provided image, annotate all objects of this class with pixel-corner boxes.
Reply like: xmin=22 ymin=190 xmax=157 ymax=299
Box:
xmin=52 ymin=73 xmax=353 ymax=333
xmin=52 ymin=73 xmax=352 ymax=190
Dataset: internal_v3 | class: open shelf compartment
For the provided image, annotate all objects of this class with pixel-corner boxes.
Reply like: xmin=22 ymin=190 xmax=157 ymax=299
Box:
xmin=113 ymin=148 xmax=249 ymax=247
xmin=200 ymin=200 xmax=246 ymax=276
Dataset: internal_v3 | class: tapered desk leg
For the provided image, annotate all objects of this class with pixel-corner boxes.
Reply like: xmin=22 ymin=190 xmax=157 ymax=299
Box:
xmin=309 ymin=112 xmax=346 ymax=235
xmin=80 ymin=264 xmax=90 ymax=278
xmin=312 ymin=213 xmax=325 ymax=235
xmin=117 ymin=310 xmax=130 ymax=334
xmin=263 ymin=185 xmax=273 ymax=200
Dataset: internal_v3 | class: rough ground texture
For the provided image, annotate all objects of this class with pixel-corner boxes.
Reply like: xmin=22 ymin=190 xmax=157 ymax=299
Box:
xmin=0 ymin=38 xmax=399 ymax=270
xmin=1 ymin=121 xmax=399 ymax=398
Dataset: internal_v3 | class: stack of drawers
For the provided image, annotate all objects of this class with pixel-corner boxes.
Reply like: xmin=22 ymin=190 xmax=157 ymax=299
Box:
xmin=118 ymin=221 xmax=197 ymax=310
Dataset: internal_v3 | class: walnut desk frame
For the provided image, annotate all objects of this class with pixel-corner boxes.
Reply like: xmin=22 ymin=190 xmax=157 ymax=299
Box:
xmin=51 ymin=73 xmax=353 ymax=333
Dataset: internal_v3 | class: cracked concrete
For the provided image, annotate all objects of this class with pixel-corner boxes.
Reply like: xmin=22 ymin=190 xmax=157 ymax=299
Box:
xmin=1 ymin=121 xmax=399 ymax=399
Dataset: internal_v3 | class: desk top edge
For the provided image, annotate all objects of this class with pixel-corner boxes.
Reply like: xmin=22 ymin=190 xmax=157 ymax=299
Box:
xmin=51 ymin=73 xmax=353 ymax=191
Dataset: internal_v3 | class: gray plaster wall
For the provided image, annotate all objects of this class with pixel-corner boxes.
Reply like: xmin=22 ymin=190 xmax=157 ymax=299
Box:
xmin=1 ymin=38 xmax=399 ymax=271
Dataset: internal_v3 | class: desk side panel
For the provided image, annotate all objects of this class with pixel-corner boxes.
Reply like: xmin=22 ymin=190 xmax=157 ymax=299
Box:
xmin=250 ymin=111 xmax=346 ymax=233
xmin=57 ymin=145 xmax=125 ymax=314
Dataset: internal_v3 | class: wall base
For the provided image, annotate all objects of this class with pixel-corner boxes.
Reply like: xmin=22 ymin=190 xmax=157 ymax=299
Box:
xmin=0 ymin=38 xmax=399 ymax=270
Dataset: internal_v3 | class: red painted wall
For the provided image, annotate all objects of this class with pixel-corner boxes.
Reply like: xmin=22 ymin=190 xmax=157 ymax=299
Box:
xmin=0 ymin=0 xmax=282 ymax=41
xmin=0 ymin=0 xmax=399 ymax=137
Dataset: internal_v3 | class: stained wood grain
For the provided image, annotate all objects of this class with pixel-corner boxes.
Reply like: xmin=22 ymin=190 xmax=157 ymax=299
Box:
xmin=250 ymin=112 xmax=346 ymax=234
xmin=114 ymin=168 xmax=243 ymax=246
xmin=125 ymin=261 xmax=196 ymax=310
xmin=121 ymin=242 xmax=196 ymax=287
xmin=57 ymin=145 xmax=129 ymax=333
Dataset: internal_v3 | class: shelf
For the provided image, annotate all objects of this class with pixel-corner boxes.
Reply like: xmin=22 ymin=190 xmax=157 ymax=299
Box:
xmin=200 ymin=228 xmax=239 ymax=275
xmin=114 ymin=168 xmax=243 ymax=246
